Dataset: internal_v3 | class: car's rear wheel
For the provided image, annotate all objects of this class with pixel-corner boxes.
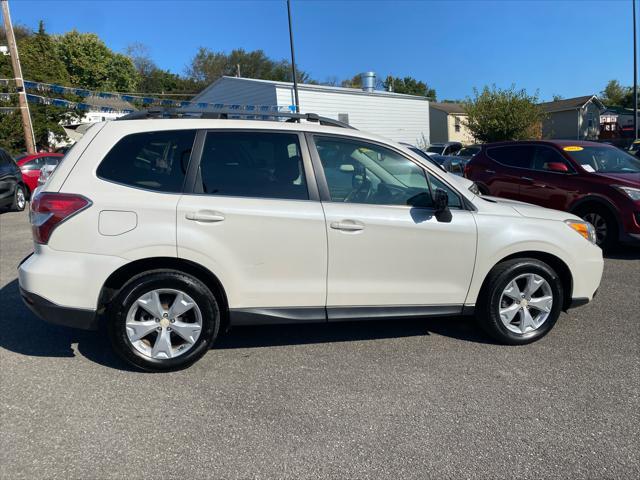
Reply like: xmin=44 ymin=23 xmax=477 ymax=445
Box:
xmin=477 ymin=258 xmax=563 ymax=344
xmin=579 ymin=207 xmax=617 ymax=250
xmin=12 ymin=184 xmax=26 ymax=212
xmin=108 ymin=270 xmax=220 ymax=371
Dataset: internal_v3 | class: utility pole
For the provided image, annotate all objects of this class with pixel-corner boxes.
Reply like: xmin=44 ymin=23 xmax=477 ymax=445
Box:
xmin=633 ymin=0 xmax=638 ymax=140
xmin=1 ymin=0 xmax=36 ymax=153
xmin=286 ymin=0 xmax=300 ymax=113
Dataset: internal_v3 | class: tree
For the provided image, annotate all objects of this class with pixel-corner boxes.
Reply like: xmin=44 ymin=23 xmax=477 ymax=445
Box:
xmin=463 ymin=85 xmax=544 ymax=143
xmin=186 ymin=47 xmax=310 ymax=85
xmin=383 ymin=75 xmax=436 ymax=99
xmin=18 ymin=21 xmax=70 ymax=84
xmin=600 ymin=80 xmax=634 ymax=108
xmin=56 ymin=30 xmax=140 ymax=91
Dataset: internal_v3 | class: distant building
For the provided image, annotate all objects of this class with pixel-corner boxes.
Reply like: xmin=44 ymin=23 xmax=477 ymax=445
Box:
xmin=58 ymin=96 xmax=135 ymax=145
xmin=190 ymin=75 xmax=430 ymax=145
xmin=539 ymin=95 xmax=605 ymax=140
xmin=428 ymin=102 xmax=474 ymax=144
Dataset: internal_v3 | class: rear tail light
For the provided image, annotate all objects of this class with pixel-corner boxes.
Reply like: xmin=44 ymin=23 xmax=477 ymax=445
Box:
xmin=30 ymin=193 xmax=91 ymax=244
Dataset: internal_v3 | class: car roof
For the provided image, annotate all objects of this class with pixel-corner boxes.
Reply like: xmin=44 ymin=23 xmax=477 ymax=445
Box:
xmin=481 ymin=139 xmax=607 ymax=149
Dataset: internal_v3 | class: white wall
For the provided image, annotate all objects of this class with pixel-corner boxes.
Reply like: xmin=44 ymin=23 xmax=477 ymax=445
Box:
xmin=277 ymin=86 xmax=430 ymax=145
xmin=193 ymin=78 xmax=277 ymax=107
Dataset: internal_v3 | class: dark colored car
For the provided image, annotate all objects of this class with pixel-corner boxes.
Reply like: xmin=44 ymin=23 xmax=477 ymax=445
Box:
xmin=0 ymin=148 xmax=27 ymax=212
xmin=464 ymin=140 xmax=640 ymax=248
xmin=400 ymin=143 xmax=447 ymax=172
xmin=15 ymin=152 xmax=64 ymax=195
xmin=455 ymin=145 xmax=481 ymax=160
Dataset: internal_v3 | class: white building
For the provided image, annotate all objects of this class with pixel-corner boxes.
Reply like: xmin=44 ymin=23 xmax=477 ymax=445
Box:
xmin=190 ymin=76 xmax=430 ymax=145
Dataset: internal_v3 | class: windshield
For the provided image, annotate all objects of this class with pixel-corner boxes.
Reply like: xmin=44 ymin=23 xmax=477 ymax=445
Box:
xmin=566 ymin=146 xmax=640 ymax=174
xmin=426 ymin=146 xmax=443 ymax=153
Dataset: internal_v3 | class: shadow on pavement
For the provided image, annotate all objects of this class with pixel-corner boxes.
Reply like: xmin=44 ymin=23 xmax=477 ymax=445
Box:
xmin=0 ymin=278 xmax=495 ymax=371
xmin=604 ymin=245 xmax=640 ymax=260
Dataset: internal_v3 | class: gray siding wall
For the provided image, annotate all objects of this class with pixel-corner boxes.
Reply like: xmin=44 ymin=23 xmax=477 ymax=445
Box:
xmin=192 ymin=78 xmax=277 ymax=107
xmin=276 ymin=86 xmax=430 ymax=145
xmin=543 ymin=109 xmax=580 ymax=139
xmin=429 ymin=108 xmax=449 ymax=143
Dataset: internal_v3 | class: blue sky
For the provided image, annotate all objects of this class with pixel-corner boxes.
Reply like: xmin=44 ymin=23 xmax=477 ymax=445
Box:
xmin=5 ymin=0 xmax=637 ymax=101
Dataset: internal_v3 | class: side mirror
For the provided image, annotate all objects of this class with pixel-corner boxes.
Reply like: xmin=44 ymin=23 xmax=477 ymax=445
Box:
xmin=433 ymin=188 xmax=449 ymax=213
xmin=546 ymin=162 xmax=569 ymax=172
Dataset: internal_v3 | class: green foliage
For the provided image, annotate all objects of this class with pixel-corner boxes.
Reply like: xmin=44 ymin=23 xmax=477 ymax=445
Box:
xmin=341 ymin=74 xmax=362 ymax=89
xmin=186 ymin=47 xmax=310 ymax=84
xmin=600 ymin=80 xmax=635 ymax=108
xmin=463 ymin=85 xmax=544 ymax=143
xmin=383 ymin=75 xmax=436 ymax=99
xmin=56 ymin=30 xmax=139 ymax=91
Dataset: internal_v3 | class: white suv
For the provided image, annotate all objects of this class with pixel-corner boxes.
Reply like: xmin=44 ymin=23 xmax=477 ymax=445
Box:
xmin=19 ymin=112 xmax=604 ymax=371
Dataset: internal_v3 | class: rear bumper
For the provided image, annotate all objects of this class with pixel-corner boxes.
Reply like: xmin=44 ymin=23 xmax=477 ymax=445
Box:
xmin=20 ymin=287 xmax=98 ymax=330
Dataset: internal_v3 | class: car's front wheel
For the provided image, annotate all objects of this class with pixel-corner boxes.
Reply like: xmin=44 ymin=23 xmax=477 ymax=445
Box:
xmin=477 ymin=258 xmax=563 ymax=344
xmin=108 ymin=270 xmax=220 ymax=371
xmin=12 ymin=184 xmax=26 ymax=212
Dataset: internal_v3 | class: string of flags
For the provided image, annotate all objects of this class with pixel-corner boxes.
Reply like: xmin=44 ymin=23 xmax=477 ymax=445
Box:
xmin=0 ymin=78 xmax=294 ymax=113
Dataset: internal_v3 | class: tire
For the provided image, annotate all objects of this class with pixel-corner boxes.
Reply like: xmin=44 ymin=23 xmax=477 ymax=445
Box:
xmin=12 ymin=184 xmax=26 ymax=212
xmin=476 ymin=258 xmax=563 ymax=345
xmin=107 ymin=270 xmax=220 ymax=372
xmin=577 ymin=206 xmax=617 ymax=250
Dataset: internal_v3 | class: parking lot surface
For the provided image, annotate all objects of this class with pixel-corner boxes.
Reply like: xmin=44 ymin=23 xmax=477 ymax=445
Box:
xmin=1 ymin=209 xmax=638 ymax=479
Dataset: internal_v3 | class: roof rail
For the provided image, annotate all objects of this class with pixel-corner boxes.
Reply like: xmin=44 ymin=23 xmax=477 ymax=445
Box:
xmin=116 ymin=108 xmax=356 ymax=129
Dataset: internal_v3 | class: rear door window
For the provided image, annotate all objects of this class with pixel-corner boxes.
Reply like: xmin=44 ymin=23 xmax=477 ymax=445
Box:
xmin=97 ymin=130 xmax=196 ymax=192
xmin=486 ymin=145 xmax=535 ymax=169
xmin=197 ymin=131 xmax=308 ymax=200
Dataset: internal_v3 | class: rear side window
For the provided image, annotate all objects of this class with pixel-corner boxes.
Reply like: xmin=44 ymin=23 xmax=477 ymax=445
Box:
xmin=197 ymin=131 xmax=308 ymax=200
xmin=487 ymin=145 xmax=534 ymax=169
xmin=97 ymin=130 xmax=196 ymax=192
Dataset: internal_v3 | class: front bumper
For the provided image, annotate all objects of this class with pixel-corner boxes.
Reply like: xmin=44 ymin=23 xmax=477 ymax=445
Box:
xmin=20 ymin=286 xmax=98 ymax=330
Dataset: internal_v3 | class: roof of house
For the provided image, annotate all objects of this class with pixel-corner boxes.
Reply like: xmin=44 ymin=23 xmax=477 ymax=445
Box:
xmin=192 ymin=76 xmax=429 ymax=102
xmin=429 ymin=102 xmax=466 ymax=114
xmin=83 ymin=95 xmax=136 ymax=112
xmin=538 ymin=95 xmax=605 ymax=113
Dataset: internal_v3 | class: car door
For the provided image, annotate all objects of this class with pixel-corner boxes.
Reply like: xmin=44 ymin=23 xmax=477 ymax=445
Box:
xmin=484 ymin=145 xmax=535 ymax=200
xmin=518 ymin=145 xmax=575 ymax=210
xmin=308 ymin=134 xmax=477 ymax=318
xmin=176 ymin=130 xmax=327 ymax=320
xmin=19 ymin=156 xmax=44 ymax=192
xmin=0 ymin=150 xmax=17 ymax=207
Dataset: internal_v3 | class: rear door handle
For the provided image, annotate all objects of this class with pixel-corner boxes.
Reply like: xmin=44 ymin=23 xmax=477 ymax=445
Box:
xmin=521 ymin=176 xmax=534 ymax=182
xmin=330 ymin=220 xmax=364 ymax=232
xmin=485 ymin=169 xmax=496 ymax=174
xmin=185 ymin=211 xmax=225 ymax=223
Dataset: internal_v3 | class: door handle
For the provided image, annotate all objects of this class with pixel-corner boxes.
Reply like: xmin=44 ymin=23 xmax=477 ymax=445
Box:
xmin=330 ymin=220 xmax=364 ymax=232
xmin=521 ymin=176 xmax=534 ymax=182
xmin=185 ymin=211 xmax=225 ymax=223
xmin=485 ymin=169 xmax=496 ymax=174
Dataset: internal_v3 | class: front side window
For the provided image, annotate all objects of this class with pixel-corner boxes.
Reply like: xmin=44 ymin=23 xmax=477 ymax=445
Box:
xmin=198 ymin=132 xmax=308 ymax=200
xmin=531 ymin=146 xmax=573 ymax=172
xmin=315 ymin=136 xmax=460 ymax=208
xmin=97 ymin=130 xmax=196 ymax=192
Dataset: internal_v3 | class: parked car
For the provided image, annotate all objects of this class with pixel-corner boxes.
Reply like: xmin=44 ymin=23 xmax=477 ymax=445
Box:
xmin=15 ymin=152 xmax=64 ymax=196
xmin=19 ymin=112 xmax=603 ymax=371
xmin=0 ymin=148 xmax=27 ymax=212
xmin=464 ymin=140 xmax=640 ymax=248
xmin=629 ymin=140 xmax=640 ymax=159
xmin=431 ymin=154 xmax=469 ymax=176
xmin=426 ymin=141 xmax=463 ymax=156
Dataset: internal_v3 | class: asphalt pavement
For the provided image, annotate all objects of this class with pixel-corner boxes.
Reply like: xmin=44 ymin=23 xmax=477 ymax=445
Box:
xmin=1 ymin=209 xmax=638 ymax=479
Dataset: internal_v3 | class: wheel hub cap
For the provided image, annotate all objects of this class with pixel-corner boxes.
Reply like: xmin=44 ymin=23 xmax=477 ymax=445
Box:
xmin=499 ymin=273 xmax=553 ymax=335
xmin=125 ymin=288 xmax=202 ymax=360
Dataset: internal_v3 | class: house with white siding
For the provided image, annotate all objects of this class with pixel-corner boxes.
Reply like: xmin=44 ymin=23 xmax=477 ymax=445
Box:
xmin=190 ymin=76 xmax=430 ymax=145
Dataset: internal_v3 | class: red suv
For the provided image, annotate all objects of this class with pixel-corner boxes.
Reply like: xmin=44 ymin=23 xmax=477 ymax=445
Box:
xmin=464 ymin=140 xmax=640 ymax=248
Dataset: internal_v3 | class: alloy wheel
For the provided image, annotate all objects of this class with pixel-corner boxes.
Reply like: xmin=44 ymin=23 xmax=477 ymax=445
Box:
xmin=125 ymin=288 xmax=203 ymax=360
xmin=16 ymin=187 xmax=26 ymax=210
xmin=498 ymin=273 xmax=553 ymax=335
